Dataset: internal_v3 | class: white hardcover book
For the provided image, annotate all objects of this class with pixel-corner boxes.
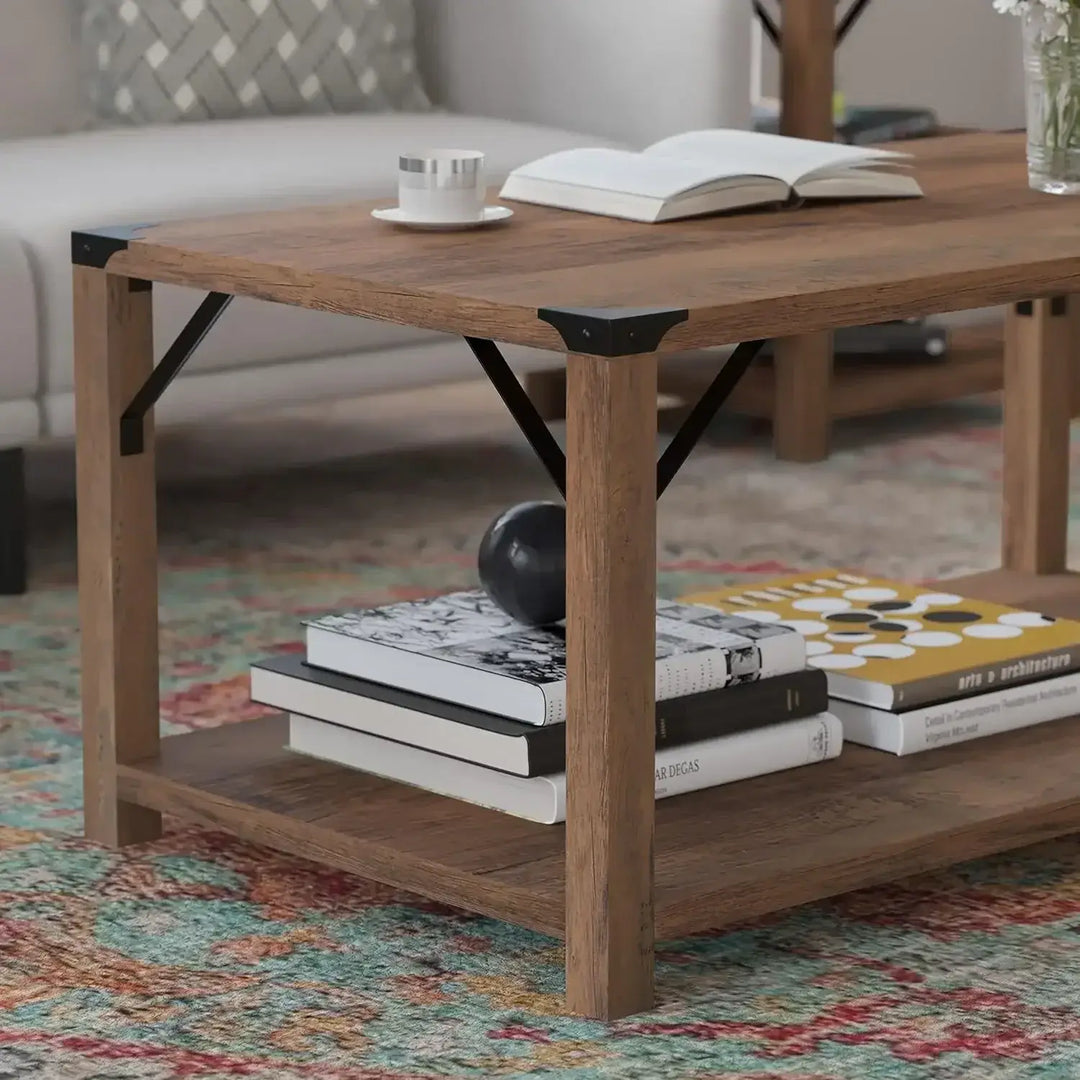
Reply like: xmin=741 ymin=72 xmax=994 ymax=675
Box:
xmin=287 ymin=711 xmax=843 ymax=825
xmin=305 ymin=591 xmax=806 ymax=727
xmin=499 ymin=127 xmax=921 ymax=224
xmin=830 ymin=670 xmax=1080 ymax=755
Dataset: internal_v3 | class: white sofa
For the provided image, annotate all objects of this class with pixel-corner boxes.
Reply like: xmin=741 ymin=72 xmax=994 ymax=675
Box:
xmin=0 ymin=0 xmax=753 ymax=593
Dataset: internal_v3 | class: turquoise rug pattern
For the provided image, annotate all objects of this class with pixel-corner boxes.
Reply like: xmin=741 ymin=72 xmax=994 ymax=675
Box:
xmin=4 ymin=399 xmax=1080 ymax=1078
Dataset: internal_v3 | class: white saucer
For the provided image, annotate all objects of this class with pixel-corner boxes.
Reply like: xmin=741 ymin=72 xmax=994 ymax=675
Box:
xmin=371 ymin=205 xmax=514 ymax=230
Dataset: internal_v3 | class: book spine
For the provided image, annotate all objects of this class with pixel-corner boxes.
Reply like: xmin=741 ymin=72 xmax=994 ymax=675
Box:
xmin=524 ymin=669 xmax=829 ymax=776
xmin=892 ymin=645 xmax=1080 ymax=710
xmin=653 ymin=713 xmax=842 ymax=798
xmin=654 ymin=647 xmax=730 ymax=703
xmin=540 ymin=684 xmax=566 ymax=727
xmin=654 ymin=625 xmax=804 ymax=702
xmin=550 ymin=712 xmax=842 ymax=822
xmin=755 ymin=626 xmax=807 ymax=680
xmin=654 ymin=669 xmax=828 ymax=747
xmin=850 ymin=671 xmax=1080 ymax=755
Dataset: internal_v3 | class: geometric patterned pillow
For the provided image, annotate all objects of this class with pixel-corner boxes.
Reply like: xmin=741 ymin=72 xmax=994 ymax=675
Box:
xmin=77 ymin=0 xmax=431 ymax=126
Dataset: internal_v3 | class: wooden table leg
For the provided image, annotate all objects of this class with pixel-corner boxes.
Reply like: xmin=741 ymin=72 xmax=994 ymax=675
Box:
xmin=1002 ymin=298 xmax=1073 ymax=575
xmin=772 ymin=0 xmax=835 ymax=464
xmin=1068 ymin=296 xmax=1080 ymax=417
xmin=564 ymin=351 xmax=658 ymax=1020
xmin=525 ymin=368 xmax=568 ymax=422
xmin=74 ymin=268 xmax=162 ymax=847
xmin=773 ymin=333 xmax=834 ymax=462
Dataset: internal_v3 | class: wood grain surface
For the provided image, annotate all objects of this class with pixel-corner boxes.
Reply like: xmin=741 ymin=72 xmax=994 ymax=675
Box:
xmin=773 ymin=333 xmax=834 ymax=460
xmin=773 ymin=0 xmax=837 ymax=459
xmin=564 ymin=352 xmax=658 ymax=1019
xmin=1002 ymin=298 xmax=1073 ymax=574
xmin=780 ymin=0 xmax=836 ymax=143
xmin=117 ymin=656 xmax=1080 ymax=948
xmin=102 ymin=134 xmax=1080 ymax=354
xmin=74 ymin=269 xmax=162 ymax=847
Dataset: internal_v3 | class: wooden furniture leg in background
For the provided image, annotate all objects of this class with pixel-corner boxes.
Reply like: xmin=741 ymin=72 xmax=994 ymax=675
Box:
xmin=564 ymin=351 xmax=658 ymax=1020
xmin=1002 ymin=298 xmax=1073 ymax=575
xmin=774 ymin=0 xmax=836 ymax=462
xmin=74 ymin=268 xmax=162 ymax=847
xmin=773 ymin=334 xmax=834 ymax=462
xmin=0 ymin=446 xmax=27 ymax=595
xmin=1069 ymin=295 xmax=1080 ymax=417
xmin=525 ymin=368 xmax=568 ymax=422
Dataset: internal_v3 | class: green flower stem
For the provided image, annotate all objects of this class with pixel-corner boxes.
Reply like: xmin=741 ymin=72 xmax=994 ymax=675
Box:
xmin=1029 ymin=11 xmax=1080 ymax=183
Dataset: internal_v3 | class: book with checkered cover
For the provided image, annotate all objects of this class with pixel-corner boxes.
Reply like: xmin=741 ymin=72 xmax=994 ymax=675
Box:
xmin=684 ymin=571 xmax=1080 ymax=711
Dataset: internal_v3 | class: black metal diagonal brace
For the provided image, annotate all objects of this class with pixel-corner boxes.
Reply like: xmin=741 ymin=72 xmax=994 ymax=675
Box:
xmin=835 ymin=0 xmax=873 ymax=44
xmin=120 ymin=292 xmax=233 ymax=456
xmin=656 ymin=339 xmax=766 ymax=497
xmin=465 ymin=337 xmax=766 ymax=502
xmin=465 ymin=337 xmax=567 ymax=497
xmin=753 ymin=1 xmax=781 ymax=47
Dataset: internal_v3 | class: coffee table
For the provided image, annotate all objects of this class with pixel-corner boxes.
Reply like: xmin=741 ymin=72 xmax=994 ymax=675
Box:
xmin=73 ymin=132 xmax=1080 ymax=1021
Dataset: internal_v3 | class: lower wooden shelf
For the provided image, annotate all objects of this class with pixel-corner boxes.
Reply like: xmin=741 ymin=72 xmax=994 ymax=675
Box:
xmin=117 ymin=569 xmax=1080 ymax=941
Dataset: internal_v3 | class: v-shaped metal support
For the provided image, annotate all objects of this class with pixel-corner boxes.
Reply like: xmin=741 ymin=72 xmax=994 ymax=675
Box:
xmin=754 ymin=0 xmax=873 ymax=48
xmin=112 ymin=289 xmax=764 ymax=489
xmin=466 ymin=338 xmax=767 ymax=501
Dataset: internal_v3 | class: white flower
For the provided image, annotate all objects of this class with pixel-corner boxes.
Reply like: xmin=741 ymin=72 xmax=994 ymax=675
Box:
xmin=994 ymin=0 xmax=1079 ymax=39
xmin=993 ymin=0 xmax=1075 ymax=13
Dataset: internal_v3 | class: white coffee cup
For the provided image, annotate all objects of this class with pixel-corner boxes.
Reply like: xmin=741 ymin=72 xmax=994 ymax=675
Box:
xmin=398 ymin=150 xmax=486 ymax=223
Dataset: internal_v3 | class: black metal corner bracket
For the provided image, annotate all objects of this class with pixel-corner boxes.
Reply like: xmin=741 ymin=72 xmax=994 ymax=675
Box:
xmin=120 ymin=292 xmax=234 ymax=456
xmin=753 ymin=0 xmax=875 ymax=49
xmin=72 ymin=224 xmax=157 ymax=270
xmin=537 ymin=306 xmax=689 ymax=358
xmin=466 ymin=337 xmax=766 ymax=501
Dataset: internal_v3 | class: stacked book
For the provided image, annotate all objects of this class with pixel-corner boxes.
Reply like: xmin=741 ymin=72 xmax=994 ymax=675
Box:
xmin=752 ymin=101 xmax=941 ymax=146
xmin=250 ymin=590 xmax=843 ymax=824
xmin=686 ymin=572 xmax=1080 ymax=755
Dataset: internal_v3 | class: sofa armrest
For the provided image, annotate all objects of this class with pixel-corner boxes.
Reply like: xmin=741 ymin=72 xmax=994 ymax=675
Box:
xmin=416 ymin=0 xmax=752 ymax=147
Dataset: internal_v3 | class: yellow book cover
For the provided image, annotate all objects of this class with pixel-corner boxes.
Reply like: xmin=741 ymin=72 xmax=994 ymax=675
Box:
xmin=683 ymin=570 xmax=1080 ymax=711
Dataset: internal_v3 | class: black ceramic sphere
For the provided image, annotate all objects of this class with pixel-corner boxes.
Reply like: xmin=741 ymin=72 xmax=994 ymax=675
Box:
xmin=478 ymin=501 xmax=566 ymax=626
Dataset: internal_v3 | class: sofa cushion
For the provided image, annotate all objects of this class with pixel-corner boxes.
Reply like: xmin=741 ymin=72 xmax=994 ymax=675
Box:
xmin=79 ymin=0 xmax=430 ymax=126
xmin=0 ymin=231 xmax=39 ymax=404
xmin=0 ymin=112 xmax=613 ymax=396
xmin=0 ymin=0 xmax=90 ymax=139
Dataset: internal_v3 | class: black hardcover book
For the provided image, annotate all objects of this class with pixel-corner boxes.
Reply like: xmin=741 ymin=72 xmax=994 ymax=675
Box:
xmin=251 ymin=654 xmax=828 ymax=777
xmin=760 ymin=320 xmax=949 ymax=363
xmin=753 ymin=104 xmax=940 ymax=146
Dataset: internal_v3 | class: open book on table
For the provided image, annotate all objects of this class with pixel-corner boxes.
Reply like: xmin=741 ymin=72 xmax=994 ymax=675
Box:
xmin=498 ymin=128 xmax=923 ymax=224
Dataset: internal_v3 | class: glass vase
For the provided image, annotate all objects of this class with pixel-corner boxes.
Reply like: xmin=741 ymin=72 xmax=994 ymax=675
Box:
xmin=1024 ymin=8 xmax=1080 ymax=195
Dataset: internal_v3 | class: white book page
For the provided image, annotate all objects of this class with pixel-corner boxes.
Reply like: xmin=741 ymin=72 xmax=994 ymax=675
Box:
xmin=510 ymin=147 xmax=757 ymax=199
xmin=644 ymin=129 xmax=909 ymax=187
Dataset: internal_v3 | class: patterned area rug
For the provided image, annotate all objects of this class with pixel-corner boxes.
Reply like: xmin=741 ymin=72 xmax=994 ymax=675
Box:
xmin=4 ymin=385 xmax=1080 ymax=1079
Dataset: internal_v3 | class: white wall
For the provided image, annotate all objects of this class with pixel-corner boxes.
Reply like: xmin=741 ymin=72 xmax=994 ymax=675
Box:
xmin=418 ymin=0 xmax=753 ymax=145
xmin=760 ymin=0 xmax=1026 ymax=130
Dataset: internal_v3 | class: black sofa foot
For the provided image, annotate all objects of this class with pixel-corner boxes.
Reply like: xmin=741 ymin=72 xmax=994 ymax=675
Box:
xmin=0 ymin=447 xmax=27 ymax=595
